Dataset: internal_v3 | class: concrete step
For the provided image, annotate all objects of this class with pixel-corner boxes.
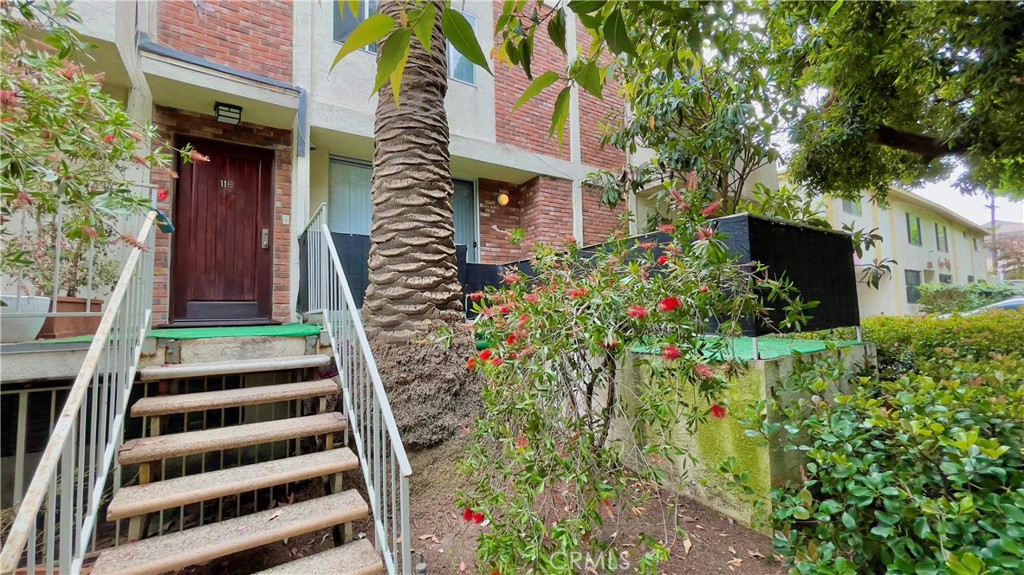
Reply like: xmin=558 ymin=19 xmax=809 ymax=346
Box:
xmin=119 ymin=412 xmax=347 ymax=465
xmin=131 ymin=379 xmax=338 ymax=417
xmin=253 ymin=539 xmax=383 ymax=575
xmin=90 ymin=490 xmax=368 ymax=575
xmin=137 ymin=354 xmax=332 ymax=382
xmin=107 ymin=448 xmax=359 ymax=520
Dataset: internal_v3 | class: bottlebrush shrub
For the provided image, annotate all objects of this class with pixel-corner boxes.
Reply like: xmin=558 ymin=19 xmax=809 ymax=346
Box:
xmin=745 ymin=350 xmax=1024 ymax=574
xmin=459 ymin=197 xmax=817 ymax=574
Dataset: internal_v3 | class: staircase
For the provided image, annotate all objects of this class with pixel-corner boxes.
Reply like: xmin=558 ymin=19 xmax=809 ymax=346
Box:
xmin=90 ymin=354 xmax=384 ymax=575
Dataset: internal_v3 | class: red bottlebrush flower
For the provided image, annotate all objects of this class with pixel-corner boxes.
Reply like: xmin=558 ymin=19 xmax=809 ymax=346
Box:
xmin=627 ymin=305 xmax=648 ymax=319
xmin=570 ymin=287 xmax=589 ymax=299
xmin=602 ymin=339 xmax=620 ymax=350
xmin=702 ymin=201 xmax=722 ymax=218
xmin=563 ymin=234 xmax=578 ymax=247
xmin=658 ymin=223 xmax=676 ymax=234
xmin=0 ymin=90 xmax=18 ymax=109
xmin=463 ymin=508 xmax=474 ymax=521
xmin=59 ymin=61 xmax=79 ymax=80
xmin=524 ymin=293 xmax=539 ymax=304
xmin=680 ymin=201 xmax=691 ymax=211
xmin=694 ymin=364 xmax=715 ymax=379
xmin=466 ymin=358 xmax=476 ymax=370
xmin=130 ymin=155 xmax=149 ymax=166
xmin=190 ymin=150 xmax=211 ymax=163
xmin=657 ymin=254 xmax=669 ymax=266
xmin=698 ymin=285 xmax=710 ymax=294
xmin=469 ymin=291 xmax=485 ymax=302
xmin=658 ymin=297 xmax=681 ymax=312
xmin=501 ymin=271 xmax=522 ymax=285
xmin=711 ymin=403 xmax=728 ymax=419
xmin=639 ymin=241 xmax=656 ymax=251
xmin=162 ymin=167 xmax=180 ymax=179
xmin=82 ymin=226 xmax=99 ymax=240
xmin=518 ymin=315 xmax=530 ymax=327
xmin=14 ymin=190 xmax=33 ymax=208
xmin=103 ymin=134 xmax=116 ymax=145
xmin=479 ymin=349 xmax=493 ymax=361
xmin=515 ymin=436 xmax=529 ymax=449
xmin=499 ymin=304 xmax=511 ymax=315
xmin=686 ymin=171 xmax=697 ymax=191
xmin=473 ymin=512 xmax=485 ymax=524
xmin=661 ymin=345 xmax=681 ymax=360
xmin=157 ymin=189 xmax=169 ymax=202
xmin=491 ymin=357 xmax=503 ymax=367
xmin=506 ymin=333 xmax=518 ymax=346
xmin=128 ymin=130 xmax=145 ymax=142
xmin=696 ymin=227 xmax=716 ymax=241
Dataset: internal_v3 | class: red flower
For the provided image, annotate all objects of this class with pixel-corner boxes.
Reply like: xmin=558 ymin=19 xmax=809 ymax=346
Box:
xmin=473 ymin=512 xmax=485 ymax=524
xmin=563 ymin=234 xmax=578 ymax=247
xmin=190 ymin=150 xmax=211 ymax=163
xmin=0 ymin=90 xmax=19 ymax=109
xmin=658 ymin=223 xmax=676 ymax=234
xmin=658 ymin=297 xmax=681 ymax=312
xmin=518 ymin=315 xmax=530 ymax=327
xmin=515 ymin=436 xmax=529 ymax=449
xmin=570 ymin=287 xmax=589 ymax=299
xmin=602 ymin=339 xmax=620 ymax=350
xmin=662 ymin=345 xmax=681 ymax=360
xmin=698 ymin=285 xmax=709 ymax=294
xmin=639 ymin=241 xmax=656 ymax=251
xmin=506 ymin=333 xmax=518 ymax=345
xmin=627 ymin=305 xmax=648 ymax=319
xmin=501 ymin=271 xmax=522 ymax=285
xmin=479 ymin=349 xmax=492 ymax=361
xmin=694 ymin=364 xmax=714 ymax=379
xmin=696 ymin=227 xmax=716 ymax=241
xmin=491 ymin=357 xmax=503 ymax=367
xmin=103 ymin=134 xmax=117 ymax=145
xmin=469 ymin=291 xmax=485 ymax=302
xmin=157 ymin=189 xmax=169 ymax=202
xmin=702 ymin=201 xmax=722 ymax=217
xmin=82 ymin=226 xmax=99 ymax=240
xmin=524 ymin=293 xmax=539 ymax=304
xmin=499 ymin=304 xmax=511 ymax=314
xmin=463 ymin=508 xmax=474 ymax=521
xmin=711 ymin=403 xmax=728 ymax=419
xmin=467 ymin=358 xmax=476 ymax=370
xmin=657 ymin=254 xmax=669 ymax=266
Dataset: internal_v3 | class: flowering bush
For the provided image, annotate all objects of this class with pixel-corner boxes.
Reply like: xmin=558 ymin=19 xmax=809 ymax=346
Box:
xmin=745 ymin=349 xmax=1024 ymax=574
xmin=459 ymin=187 xmax=816 ymax=573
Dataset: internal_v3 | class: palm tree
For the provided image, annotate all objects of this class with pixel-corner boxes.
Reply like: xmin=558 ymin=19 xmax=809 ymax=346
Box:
xmin=363 ymin=0 xmax=464 ymax=344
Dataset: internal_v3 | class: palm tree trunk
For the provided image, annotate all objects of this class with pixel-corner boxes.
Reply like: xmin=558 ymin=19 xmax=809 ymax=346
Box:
xmin=364 ymin=0 xmax=464 ymax=343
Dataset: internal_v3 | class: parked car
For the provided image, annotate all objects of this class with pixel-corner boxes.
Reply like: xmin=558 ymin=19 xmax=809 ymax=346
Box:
xmin=940 ymin=297 xmax=1024 ymax=318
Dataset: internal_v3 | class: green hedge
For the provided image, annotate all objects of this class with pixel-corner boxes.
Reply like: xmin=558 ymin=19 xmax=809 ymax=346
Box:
xmin=917 ymin=282 xmax=1021 ymax=314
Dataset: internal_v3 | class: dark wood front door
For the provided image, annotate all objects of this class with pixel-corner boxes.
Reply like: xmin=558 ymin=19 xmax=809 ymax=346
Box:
xmin=170 ymin=137 xmax=275 ymax=325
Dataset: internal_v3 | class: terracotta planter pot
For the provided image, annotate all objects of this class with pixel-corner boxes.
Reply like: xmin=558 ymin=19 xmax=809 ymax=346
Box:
xmin=38 ymin=296 xmax=103 ymax=339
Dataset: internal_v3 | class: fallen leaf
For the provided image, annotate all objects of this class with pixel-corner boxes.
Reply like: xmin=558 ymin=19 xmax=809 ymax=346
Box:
xmin=680 ymin=515 xmax=699 ymax=522
xmin=728 ymin=557 xmax=743 ymax=567
xmin=683 ymin=537 xmax=692 ymax=555
xmin=419 ymin=534 xmax=436 ymax=541
xmin=728 ymin=546 xmax=736 ymax=555
xmin=459 ymin=561 xmax=467 ymax=572
xmin=747 ymin=550 xmax=765 ymax=559
xmin=695 ymin=524 xmax=705 ymax=530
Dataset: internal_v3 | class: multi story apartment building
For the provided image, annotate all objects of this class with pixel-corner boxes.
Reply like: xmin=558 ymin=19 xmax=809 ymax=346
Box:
xmin=823 ymin=188 xmax=989 ymax=317
xmin=73 ymin=1 xmax=628 ymax=327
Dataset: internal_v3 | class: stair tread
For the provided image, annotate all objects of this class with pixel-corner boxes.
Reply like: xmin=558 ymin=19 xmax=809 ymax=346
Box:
xmin=118 ymin=412 xmax=347 ymax=465
xmin=91 ymin=490 xmax=368 ymax=575
xmin=108 ymin=448 xmax=359 ymax=520
xmin=253 ymin=539 xmax=383 ymax=575
xmin=137 ymin=354 xmax=331 ymax=381
xmin=132 ymin=379 xmax=338 ymax=417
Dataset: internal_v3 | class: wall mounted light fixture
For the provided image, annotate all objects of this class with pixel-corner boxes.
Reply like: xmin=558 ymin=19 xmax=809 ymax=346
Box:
xmin=214 ymin=102 xmax=242 ymax=125
xmin=497 ymin=193 xmax=510 ymax=206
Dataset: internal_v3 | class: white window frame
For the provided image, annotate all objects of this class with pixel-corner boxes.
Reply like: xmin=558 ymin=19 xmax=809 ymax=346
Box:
xmin=447 ymin=10 xmax=477 ymax=86
xmin=334 ymin=0 xmax=379 ymax=54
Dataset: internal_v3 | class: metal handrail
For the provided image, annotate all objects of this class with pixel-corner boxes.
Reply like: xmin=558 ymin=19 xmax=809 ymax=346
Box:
xmin=304 ymin=204 xmax=413 ymax=575
xmin=0 ymin=211 xmax=156 ymax=575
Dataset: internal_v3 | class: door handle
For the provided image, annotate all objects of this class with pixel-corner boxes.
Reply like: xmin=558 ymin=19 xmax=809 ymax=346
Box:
xmin=261 ymin=228 xmax=270 ymax=249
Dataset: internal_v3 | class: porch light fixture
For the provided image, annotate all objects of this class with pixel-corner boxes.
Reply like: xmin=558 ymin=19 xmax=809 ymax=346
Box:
xmin=497 ymin=193 xmax=510 ymax=206
xmin=214 ymin=102 xmax=242 ymax=125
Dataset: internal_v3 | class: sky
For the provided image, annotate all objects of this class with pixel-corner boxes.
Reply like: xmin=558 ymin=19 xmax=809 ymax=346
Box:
xmin=911 ymin=173 xmax=1024 ymax=228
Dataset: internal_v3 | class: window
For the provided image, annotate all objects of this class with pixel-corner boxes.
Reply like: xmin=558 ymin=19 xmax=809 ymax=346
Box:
xmin=906 ymin=213 xmax=922 ymax=246
xmin=453 ymin=180 xmax=478 ymax=262
xmin=841 ymin=199 xmax=862 ymax=216
xmin=447 ymin=11 xmax=477 ymax=85
xmin=905 ymin=270 xmax=922 ymax=303
xmin=968 ymin=275 xmax=975 ymax=283
xmin=334 ymin=0 xmax=379 ymax=50
xmin=935 ymin=223 xmax=948 ymax=252
xmin=973 ymin=237 xmax=981 ymax=252
xmin=939 ymin=274 xmax=952 ymax=284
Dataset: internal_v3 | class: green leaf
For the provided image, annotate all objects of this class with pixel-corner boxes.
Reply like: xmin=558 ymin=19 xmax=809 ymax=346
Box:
xmin=442 ymin=8 xmax=491 ymax=74
xmin=373 ymin=28 xmax=411 ymax=95
xmin=602 ymin=9 xmax=635 ymax=58
xmin=547 ymin=8 xmax=567 ymax=55
xmin=550 ymin=86 xmax=571 ymax=147
xmin=913 ymin=517 xmax=931 ymax=539
xmin=345 ymin=0 xmax=360 ymax=20
xmin=520 ymin=36 xmax=533 ymax=80
xmin=332 ymin=14 xmax=396 ymax=71
xmin=411 ymin=3 xmax=436 ymax=53
xmin=841 ymin=512 xmax=856 ymax=529
xmin=389 ymin=34 xmax=412 ymax=107
xmin=568 ymin=0 xmax=605 ymax=15
xmin=514 ymin=71 xmax=560 ymax=110
xmin=578 ymin=60 xmax=603 ymax=100
xmin=828 ymin=0 xmax=845 ymax=17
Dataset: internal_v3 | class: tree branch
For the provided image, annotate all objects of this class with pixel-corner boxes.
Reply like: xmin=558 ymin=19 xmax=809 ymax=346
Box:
xmin=868 ymin=125 xmax=971 ymax=163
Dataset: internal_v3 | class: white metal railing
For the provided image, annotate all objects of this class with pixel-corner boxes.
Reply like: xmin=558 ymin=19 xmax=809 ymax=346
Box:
xmin=0 ymin=211 xmax=156 ymax=575
xmin=303 ymin=203 xmax=413 ymax=575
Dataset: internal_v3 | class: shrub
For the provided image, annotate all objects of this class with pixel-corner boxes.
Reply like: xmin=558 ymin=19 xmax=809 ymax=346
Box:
xmin=747 ymin=350 xmax=1024 ymax=574
xmin=917 ymin=282 xmax=1021 ymax=315
xmin=461 ymin=188 xmax=816 ymax=574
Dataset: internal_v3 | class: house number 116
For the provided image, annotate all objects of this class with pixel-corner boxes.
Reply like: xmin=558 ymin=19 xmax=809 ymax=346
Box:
xmin=219 ymin=180 xmax=234 ymax=189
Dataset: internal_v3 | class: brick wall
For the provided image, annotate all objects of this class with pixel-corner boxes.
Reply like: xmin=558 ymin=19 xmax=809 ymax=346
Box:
xmin=151 ymin=106 xmax=293 ymax=325
xmin=478 ymin=178 xmax=526 ymax=263
xmin=493 ymin=3 xmax=570 ymax=160
xmin=577 ymin=28 xmax=626 ymax=170
xmin=582 ymin=185 xmax=628 ymax=245
xmin=521 ymin=176 xmax=574 ymax=248
xmin=156 ymin=0 xmax=293 ymax=83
